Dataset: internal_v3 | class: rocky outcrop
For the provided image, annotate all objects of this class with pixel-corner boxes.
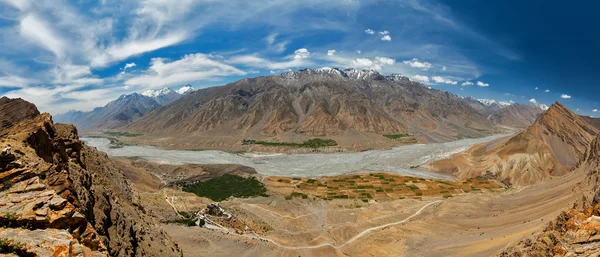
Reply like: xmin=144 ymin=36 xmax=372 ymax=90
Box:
xmin=0 ymin=97 xmax=39 ymax=136
xmin=500 ymin=202 xmax=600 ymax=257
xmin=0 ymin=97 xmax=181 ymax=256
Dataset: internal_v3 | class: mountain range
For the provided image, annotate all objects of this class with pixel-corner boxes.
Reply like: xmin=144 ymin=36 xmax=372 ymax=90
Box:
xmin=54 ymin=85 xmax=195 ymax=130
xmin=55 ymin=68 xmax=549 ymax=151
xmin=122 ymin=68 xmax=501 ymax=150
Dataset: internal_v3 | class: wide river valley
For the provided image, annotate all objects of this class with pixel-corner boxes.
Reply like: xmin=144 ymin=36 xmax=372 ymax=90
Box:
xmin=81 ymin=134 xmax=509 ymax=179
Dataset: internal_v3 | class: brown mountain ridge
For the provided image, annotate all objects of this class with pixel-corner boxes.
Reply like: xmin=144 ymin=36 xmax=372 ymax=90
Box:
xmin=424 ymin=102 xmax=599 ymax=186
xmin=123 ymin=68 xmax=498 ymax=150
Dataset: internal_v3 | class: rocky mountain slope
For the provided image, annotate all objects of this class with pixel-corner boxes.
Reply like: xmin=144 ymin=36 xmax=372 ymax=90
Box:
xmin=461 ymin=97 xmax=545 ymax=128
xmin=123 ymin=68 xmax=497 ymax=150
xmin=488 ymin=103 xmax=546 ymax=128
xmin=54 ymin=86 xmax=195 ymax=131
xmin=425 ymin=102 xmax=599 ymax=186
xmin=462 ymin=97 xmax=508 ymax=116
xmin=0 ymin=97 xmax=181 ymax=256
xmin=499 ymin=134 xmax=600 ymax=256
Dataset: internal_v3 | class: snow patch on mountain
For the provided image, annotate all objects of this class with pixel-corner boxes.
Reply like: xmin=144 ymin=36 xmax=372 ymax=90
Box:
xmin=536 ymin=104 xmax=549 ymax=110
xmin=142 ymin=88 xmax=175 ymax=97
xmin=176 ymin=85 xmax=195 ymax=95
xmin=477 ymin=98 xmax=513 ymax=107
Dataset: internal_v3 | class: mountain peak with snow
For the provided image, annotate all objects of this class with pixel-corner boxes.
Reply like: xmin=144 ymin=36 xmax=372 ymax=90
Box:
xmin=141 ymin=88 xmax=175 ymax=98
xmin=176 ymin=85 xmax=195 ymax=95
xmin=477 ymin=98 xmax=513 ymax=107
xmin=536 ymin=103 xmax=550 ymax=110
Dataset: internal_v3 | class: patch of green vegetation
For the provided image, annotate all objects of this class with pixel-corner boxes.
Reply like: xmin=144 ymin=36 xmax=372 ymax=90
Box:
xmin=408 ymin=185 xmax=419 ymax=191
xmin=362 ymin=199 xmax=369 ymax=203
xmin=382 ymin=134 xmax=411 ymax=140
xmin=168 ymin=212 xmax=200 ymax=227
xmin=289 ymin=192 xmax=309 ymax=199
xmin=0 ymin=238 xmax=27 ymax=256
xmin=183 ymin=174 xmax=268 ymax=201
xmin=247 ymin=138 xmax=338 ymax=148
xmin=103 ymin=131 xmax=143 ymax=137
xmin=306 ymin=179 xmax=317 ymax=184
xmin=292 ymin=177 xmax=301 ymax=180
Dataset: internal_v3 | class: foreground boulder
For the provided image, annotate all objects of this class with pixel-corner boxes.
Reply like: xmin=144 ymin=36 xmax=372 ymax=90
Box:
xmin=0 ymin=98 xmax=181 ymax=256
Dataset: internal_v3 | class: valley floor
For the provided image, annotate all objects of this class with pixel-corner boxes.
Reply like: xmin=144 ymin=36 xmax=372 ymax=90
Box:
xmin=117 ymin=157 xmax=586 ymax=257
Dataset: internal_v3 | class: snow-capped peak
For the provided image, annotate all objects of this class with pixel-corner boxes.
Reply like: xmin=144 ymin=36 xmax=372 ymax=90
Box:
xmin=536 ymin=104 xmax=549 ymax=110
xmin=141 ymin=87 xmax=174 ymax=98
xmin=176 ymin=85 xmax=195 ymax=95
xmin=477 ymin=98 xmax=512 ymax=107
xmin=343 ymin=69 xmax=382 ymax=80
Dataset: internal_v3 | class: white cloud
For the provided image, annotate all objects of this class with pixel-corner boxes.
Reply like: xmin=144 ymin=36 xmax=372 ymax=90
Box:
xmin=91 ymin=33 xmax=188 ymax=67
xmin=19 ymin=14 xmax=66 ymax=58
xmin=265 ymin=33 xmax=289 ymax=53
xmin=349 ymin=56 xmax=395 ymax=70
xmin=545 ymin=89 xmax=550 ymax=93
xmin=293 ymin=48 xmax=310 ymax=59
xmin=379 ymin=30 xmax=389 ymax=35
xmin=356 ymin=50 xmax=361 ymax=54
xmin=560 ymin=94 xmax=571 ymax=99
xmin=352 ymin=58 xmax=373 ymax=67
xmin=381 ymin=35 xmax=391 ymax=41
xmin=432 ymin=76 xmax=457 ymax=85
xmin=476 ymin=81 xmax=489 ymax=87
xmin=125 ymin=53 xmax=246 ymax=88
xmin=535 ymin=87 xmax=538 ymax=90
xmin=529 ymin=98 xmax=537 ymax=104
xmin=327 ymin=50 xmax=336 ymax=56
xmin=375 ymin=56 xmax=395 ymax=65
xmin=0 ymin=75 xmax=37 ymax=88
xmin=403 ymin=58 xmax=432 ymax=70
xmin=461 ymin=81 xmax=473 ymax=86
xmin=413 ymin=75 xmax=429 ymax=83
xmin=228 ymin=54 xmax=310 ymax=70
xmin=364 ymin=29 xmax=375 ymax=35
xmin=123 ymin=62 xmax=136 ymax=70
xmin=594 ymin=109 xmax=598 ymax=113
xmin=442 ymin=66 xmax=447 ymax=71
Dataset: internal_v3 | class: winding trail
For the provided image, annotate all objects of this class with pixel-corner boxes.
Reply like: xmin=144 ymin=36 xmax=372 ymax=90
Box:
xmin=337 ymin=200 xmax=441 ymax=248
xmin=221 ymin=200 xmax=442 ymax=254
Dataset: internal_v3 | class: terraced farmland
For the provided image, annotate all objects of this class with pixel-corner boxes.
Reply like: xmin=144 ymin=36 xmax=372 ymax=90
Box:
xmin=266 ymin=172 xmax=505 ymax=201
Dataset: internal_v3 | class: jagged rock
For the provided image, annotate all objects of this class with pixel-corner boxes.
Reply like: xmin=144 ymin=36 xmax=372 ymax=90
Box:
xmin=0 ymin=97 xmax=182 ymax=257
xmin=0 ymin=228 xmax=107 ymax=257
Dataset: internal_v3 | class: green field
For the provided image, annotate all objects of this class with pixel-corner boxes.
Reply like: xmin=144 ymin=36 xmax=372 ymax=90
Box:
xmin=382 ymin=134 xmax=411 ymax=139
xmin=183 ymin=174 xmax=268 ymax=201
xmin=103 ymin=131 xmax=143 ymax=137
xmin=244 ymin=138 xmax=337 ymax=148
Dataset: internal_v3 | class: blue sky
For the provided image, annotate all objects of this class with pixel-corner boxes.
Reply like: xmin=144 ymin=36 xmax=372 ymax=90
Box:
xmin=0 ymin=0 xmax=598 ymax=116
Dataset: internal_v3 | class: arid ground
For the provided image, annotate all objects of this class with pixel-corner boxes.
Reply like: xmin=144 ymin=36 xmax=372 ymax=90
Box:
xmin=115 ymin=156 xmax=586 ymax=257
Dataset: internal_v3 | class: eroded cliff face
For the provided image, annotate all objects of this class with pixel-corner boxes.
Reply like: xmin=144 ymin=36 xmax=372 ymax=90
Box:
xmin=0 ymin=98 xmax=181 ymax=256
